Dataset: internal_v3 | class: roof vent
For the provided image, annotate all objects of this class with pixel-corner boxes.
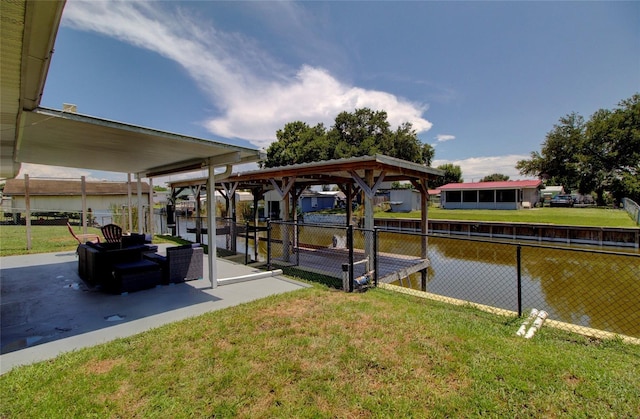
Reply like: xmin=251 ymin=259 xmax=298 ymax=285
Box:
xmin=62 ymin=103 xmax=77 ymax=113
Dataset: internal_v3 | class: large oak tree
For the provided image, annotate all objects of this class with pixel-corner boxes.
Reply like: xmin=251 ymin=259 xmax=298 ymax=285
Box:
xmin=516 ymin=94 xmax=639 ymax=204
xmin=262 ymin=108 xmax=435 ymax=168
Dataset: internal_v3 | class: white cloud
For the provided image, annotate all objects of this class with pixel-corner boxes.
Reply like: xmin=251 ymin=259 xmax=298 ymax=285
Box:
xmin=433 ymin=154 xmax=530 ymax=183
xmin=436 ymin=134 xmax=455 ymax=142
xmin=62 ymin=1 xmax=432 ymax=149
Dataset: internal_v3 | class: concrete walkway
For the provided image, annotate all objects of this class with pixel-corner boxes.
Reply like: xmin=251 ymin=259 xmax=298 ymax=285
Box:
xmin=0 ymin=244 xmax=309 ymax=374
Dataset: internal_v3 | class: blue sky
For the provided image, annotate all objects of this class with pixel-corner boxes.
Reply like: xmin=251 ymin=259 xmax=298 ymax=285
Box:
xmin=25 ymin=0 xmax=639 ymax=184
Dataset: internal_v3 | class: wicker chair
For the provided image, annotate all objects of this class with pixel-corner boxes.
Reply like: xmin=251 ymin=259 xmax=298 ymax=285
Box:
xmin=101 ymin=223 xmax=123 ymax=243
xmin=146 ymin=245 xmax=203 ymax=284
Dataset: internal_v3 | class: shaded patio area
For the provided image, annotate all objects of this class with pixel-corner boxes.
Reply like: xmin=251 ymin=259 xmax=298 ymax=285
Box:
xmin=0 ymin=245 xmax=308 ymax=374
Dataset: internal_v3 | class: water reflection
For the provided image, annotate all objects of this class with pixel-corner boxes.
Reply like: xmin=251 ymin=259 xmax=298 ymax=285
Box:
xmin=404 ymin=236 xmax=639 ymax=338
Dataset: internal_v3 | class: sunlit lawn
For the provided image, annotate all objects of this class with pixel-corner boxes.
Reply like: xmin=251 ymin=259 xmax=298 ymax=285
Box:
xmin=377 ymin=207 xmax=637 ymax=227
xmin=0 ymin=225 xmax=180 ymax=257
xmin=1 ymin=285 xmax=639 ymax=417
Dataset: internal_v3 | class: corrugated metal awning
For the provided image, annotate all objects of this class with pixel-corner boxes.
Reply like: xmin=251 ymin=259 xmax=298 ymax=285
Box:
xmin=16 ymin=107 xmax=262 ymax=178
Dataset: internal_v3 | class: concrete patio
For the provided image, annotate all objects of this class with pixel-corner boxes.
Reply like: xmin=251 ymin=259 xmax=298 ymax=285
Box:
xmin=0 ymin=244 xmax=309 ymax=374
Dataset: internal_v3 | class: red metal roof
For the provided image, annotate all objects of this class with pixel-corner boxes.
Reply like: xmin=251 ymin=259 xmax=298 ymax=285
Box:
xmin=438 ymin=180 xmax=542 ymax=190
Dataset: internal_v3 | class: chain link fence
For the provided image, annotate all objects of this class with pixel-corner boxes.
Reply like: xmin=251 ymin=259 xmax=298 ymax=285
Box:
xmin=268 ymin=221 xmax=357 ymax=288
xmin=622 ymin=197 xmax=640 ymax=225
xmin=259 ymin=223 xmax=640 ymax=341
xmin=397 ymin=235 xmax=639 ymax=340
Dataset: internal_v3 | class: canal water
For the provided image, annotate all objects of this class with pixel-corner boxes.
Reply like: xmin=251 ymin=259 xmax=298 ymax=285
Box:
xmin=169 ymin=217 xmax=640 ymax=339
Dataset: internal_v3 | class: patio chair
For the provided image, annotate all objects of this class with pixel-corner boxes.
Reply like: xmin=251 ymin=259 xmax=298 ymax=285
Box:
xmin=144 ymin=244 xmax=203 ymax=283
xmin=67 ymin=222 xmax=101 ymax=244
xmin=101 ymin=223 xmax=123 ymax=243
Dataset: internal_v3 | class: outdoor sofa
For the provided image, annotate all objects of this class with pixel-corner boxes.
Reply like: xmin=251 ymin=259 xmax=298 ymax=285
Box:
xmin=77 ymin=241 xmax=159 ymax=294
xmin=77 ymin=241 xmax=203 ymax=293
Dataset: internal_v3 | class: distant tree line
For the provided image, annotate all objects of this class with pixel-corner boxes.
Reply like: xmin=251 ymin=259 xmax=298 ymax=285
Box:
xmin=517 ymin=94 xmax=640 ymax=205
xmin=262 ymin=94 xmax=640 ymax=206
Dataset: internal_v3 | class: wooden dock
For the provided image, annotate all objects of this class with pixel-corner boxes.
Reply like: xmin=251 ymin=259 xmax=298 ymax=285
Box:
xmin=272 ymin=244 xmax=429 ymax=284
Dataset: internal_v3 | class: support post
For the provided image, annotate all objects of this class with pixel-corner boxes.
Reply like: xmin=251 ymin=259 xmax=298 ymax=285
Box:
xmin=148 ymin=177 xmax=154 ymax=237
xmin=347 ymin=224 xmax=354 ymax=292
xmin=346 ymin=183 xmax=353 ymax=226
xmin=24 ymin=174 xmax=31 ymax=250
xmin=421 ymin=182 xmax=428 ymax=291
xmin=282 ymin=179 xmax=291 ymax=263
xmin=373 ymin=227 xmax=379 ymax=287
xmin=194 ymin=185 xmax=202 ymax=244
xmin=137 ymin=175 xmax=144 ymax=234
xmin=245 ymin=221 xmax=250 ymax=265
xmin=207 ymin=161 xmax=218 ymax=288
xmin=267 ymin=219 xmax=272 ymax=270
xmin=295 ymin=220 xmax=300 ymax=266
xmin=81 ymin=176 xmax=87 ymax=234
xmin=127 ymin=173 xmax=133 ymax=232
xmin=364 ymin=170 xmax=374 ymax=261
xmin=411 ymin=178 xmax=430 ymax=292
xmin=230 ymin=186 xmax=237 ymax=253
xmin=254 ymin=219 xmax=258 ymax=261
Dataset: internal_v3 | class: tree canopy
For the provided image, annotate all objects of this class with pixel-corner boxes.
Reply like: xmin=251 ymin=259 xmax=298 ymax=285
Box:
xmin=481 ymin=173 xmax=510 ymax=182
xmin=516 ymin=94 xmax=640 ymax=204
xmin=430 ymin=163 xmax=463 ymax=188
xmin=262 ymin=108 xmax=435 ymax=168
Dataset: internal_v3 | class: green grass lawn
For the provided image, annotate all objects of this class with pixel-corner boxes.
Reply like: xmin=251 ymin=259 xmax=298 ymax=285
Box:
xmin=377 ymin=206 xmax=638 ymax=227
xmin=1 ymin=285 xmax=639 ymax=417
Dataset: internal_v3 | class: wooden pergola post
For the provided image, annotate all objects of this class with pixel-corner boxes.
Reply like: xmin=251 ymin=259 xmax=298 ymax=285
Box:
xmin=413 ymin=178 xmax=429 ymax=291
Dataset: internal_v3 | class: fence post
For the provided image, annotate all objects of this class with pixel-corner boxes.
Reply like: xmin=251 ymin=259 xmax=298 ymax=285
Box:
xmin=516 ymin=244 xmax=522 ymax=317
xmin=347 ymin=224 xmax=354 ymax=292
xmin=253 ymin=220 xmax=258 ymax=261
xmin=296 ymin=220 xmax=300 ymax=266
xmin=245 ymin=221 xmax=250 ymax=265
xmin=373 ymin=227 xmax=379 ymax=287
xmin=267 ymin=219 xmax=272 ymax=270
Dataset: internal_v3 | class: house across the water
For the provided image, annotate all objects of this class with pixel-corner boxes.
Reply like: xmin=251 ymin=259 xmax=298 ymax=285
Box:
xmin=2 ymin=178 xmax=151 ymax=224
xmin=439 ymin=180 xmax=542 ymax=210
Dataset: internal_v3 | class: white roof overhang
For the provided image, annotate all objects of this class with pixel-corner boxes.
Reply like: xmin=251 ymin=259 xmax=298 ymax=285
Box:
xmin=1 ymin=0 xmax=65 ymax=178
xmin=16 ymin=107 xmax=263 ymax=178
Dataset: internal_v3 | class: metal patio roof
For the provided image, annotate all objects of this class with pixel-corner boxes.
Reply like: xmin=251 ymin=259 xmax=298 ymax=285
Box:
xmin=16 ymin=107 xmax=263 ymax=178
xmin=1 ymin=0 xmax=64 ymax=178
